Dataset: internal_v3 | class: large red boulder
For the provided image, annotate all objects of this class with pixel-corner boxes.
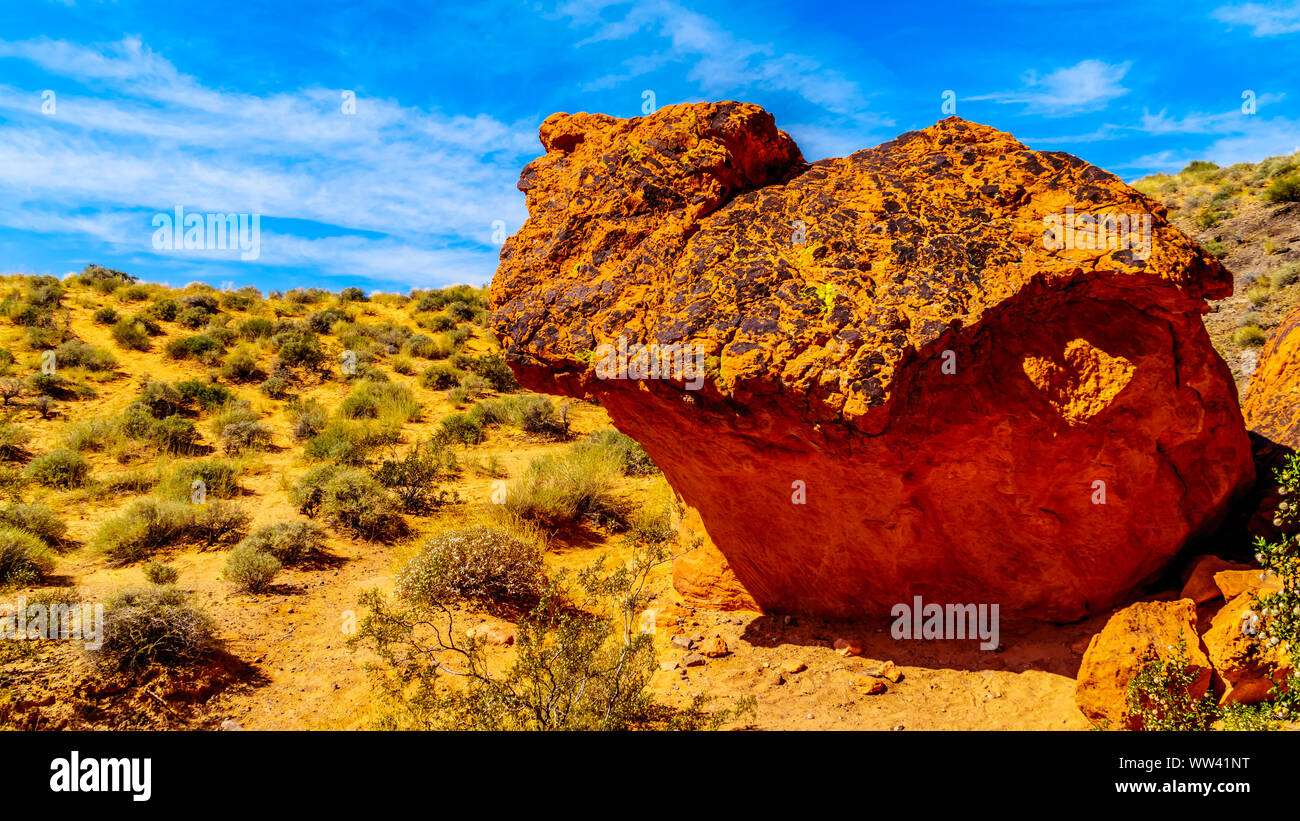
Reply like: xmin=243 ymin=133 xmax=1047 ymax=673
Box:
xmin=490 ymin=101 xmax=1254 ymax=621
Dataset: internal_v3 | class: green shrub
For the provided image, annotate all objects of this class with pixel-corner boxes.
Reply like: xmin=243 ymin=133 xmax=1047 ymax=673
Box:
xmin=259 ymin=375 xmax=290 ymax=398
xmin=223 ymin=544 xmax=281 ymax=593
xmin=0 ymin=502 xmax=67 ymax=546
xmin=93 ymin=307 xmax=119 ymax=325
xmin=25 ymin=448 xmax=90 ymax=488
xmin=220 ymin=349 xmax=264 ymax=382
xmin=94 ymin=498 xmax=194 ymax=565
xmin=453 ymin=353 xmax=518 ymax=392
xmin=150 ymin=415 xmax=199 ymax=455
xmin=238 ymin=317 xmax=274 ymax=339
xmin=144 ymin=561 xmax=179 ymax=585
xmin=111 ymin=318 xmax=151 ymax=351
xmin=273 ymin=330 xmax=325 ymax=370
xmin=504 ymin=444 xmax=622 ymax=526
xmin=577 ymin=430 xmax=658 ymax=475
xmin=219 ymin=420 xmax=272 ymax=454
xmin=1235 ymin=325 xmax=1269 ymax=347
xmin=0 ymin=423 xmax=30 ymax=461
xmin=372 ymin=440 xmax=459 ymax=513
xmin=146 ymin=298 xmax=179 ymax=321
xmin=92 ymin=585 xmax=216 ymax=671
xmin=626 ymin=480 xmax=679 ymax=546
xmin=1125 ymin=638 xmax=1218 ymax=731
xmin=165 ymin=333 xmax=220 ymax=360
xmin=288 ymin=398 xmax=328 ymax=439
xmin=303 ymin=419 xmax=399 ymax=465
xmin=236 ymin=520 xmax=326 ymax=565
xmin=1276 ymin=263 xmax=1300 ymax=287
xmin=137 ymin=381 xmax=183 ymax=417
xmin=174 ymin=379 xmax=234 ymax=411
xmin=437 ymin=412 xmax=483 ymax=445
xmin=189 ymin=501 xmax=251 ymax=546
xmin=159 ymin=459 xmax=240 ymax=501
xmin=396 ymin=526 xmax=544 ymax=612
xmin=0 ymin=524 xmax=53 ymax=587
xmin=340 ymin=380 xmax=420 ymax=423
xmin=292 ymin=465 xmax=403 ymax=540
xmin=53 ymin=339 xmax=117 ymax=371
xmin=1264 ymin=176 xmax=1300 ymax=204
xmin=418 ymin=363 xmax=462 ymax=389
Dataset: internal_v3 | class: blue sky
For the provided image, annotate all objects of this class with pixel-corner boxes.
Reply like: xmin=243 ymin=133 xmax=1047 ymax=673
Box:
xmin=1 ymin=0 xmax=1299 ymax=292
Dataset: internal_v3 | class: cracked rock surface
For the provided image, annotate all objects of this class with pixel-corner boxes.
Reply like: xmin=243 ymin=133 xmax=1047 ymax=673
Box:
xmin=490 ymin=101 xmax=1254 ymax=621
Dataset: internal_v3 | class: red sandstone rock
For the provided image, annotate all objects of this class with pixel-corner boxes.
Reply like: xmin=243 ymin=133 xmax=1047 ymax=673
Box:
xmin=1179 ymin=555 xmax=1251 ymax=605
xmin=672 ymin=505 xmax=760 ymax=612
xmin=491 ymin=101 xmax=1254 ymax=621
xmin=1243 ymin=304 xmax=1300 ymax=450
xmin=1075 ymin=599 xmax=1212 ymax=729
xmin=1201 ymin=593 xmax=1291 ymax=705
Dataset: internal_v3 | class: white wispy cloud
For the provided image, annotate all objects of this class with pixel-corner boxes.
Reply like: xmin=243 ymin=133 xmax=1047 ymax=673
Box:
xmin=0 ymin=36 xmax=534 ymax=286
xmin=1212 ymin=2 xmax=1300 ymax=35
xmin=562 ymin=0 xmax=893 ymax=158
xmin=967 ymin=59 xmax=1131 ymax=115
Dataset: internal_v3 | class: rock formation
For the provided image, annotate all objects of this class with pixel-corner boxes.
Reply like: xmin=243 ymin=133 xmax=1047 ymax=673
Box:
xmin=1243 ymin=301 xmax=1300 ymax=452
xmin=490 ymin=101 xmax=1254 ymax=621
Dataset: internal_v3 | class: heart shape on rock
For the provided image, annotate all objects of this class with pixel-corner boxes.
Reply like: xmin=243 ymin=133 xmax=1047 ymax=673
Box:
xmin=1021 ymin=338 xmax=1135 ymax=426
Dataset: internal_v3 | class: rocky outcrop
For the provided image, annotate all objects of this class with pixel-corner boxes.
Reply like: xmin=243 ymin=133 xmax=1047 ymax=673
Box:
xmin=491 ymin=101 xmax=1254 ymax=621
xmin=1243 ymin=304 xmax=1300 ymax=451
xmin=672 ymin=506 xmax=760 ymax=612
xmin=1075 ymin=599 xmax=1212 ymax=729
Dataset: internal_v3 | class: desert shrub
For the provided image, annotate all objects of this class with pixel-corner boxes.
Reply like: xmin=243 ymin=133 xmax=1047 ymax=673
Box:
xmin=159 ymin=459 xmax=240 ymax=501
xmin=146 ymin=298 xmax=179 ymax=321
xmin=116 ymin=284 xmax=149 ymax=303
xmin=207 ymin=399 xmax=258 ymax=433
xmin=292 ymin=465 xmax=403 ymax=540
xmin=144 ymin=561 xmax=179 ymax=585
xmin=92 ymin=585 xmax=216 ymax=671
xmin=189 ymin=501 xmax=251 ymax=546
xmin=174 ymin=379 xmax=233 ymax=411
xmin=1246 ymin=285 xmax=1271 ymax=307
xmin=219 ymin=420 xmax=272 ymax=454
xmin=137 ymin=380 xmax=184 ymax=417
xmin=303 ymin=419 xmax=399 ymax=465
xmin=289 ymin=464 xmax=344 ymax=517
xmin=1265 ymin=176 xmax=1300 ymax=204
xmin=236 ymin=520 xmax=326 ymax=565
xmin=165 ymin=333 xmax=220 ymax=360
xmin=150 ymin=415 xmax=198 ymax=455
xmin=626 ymin=479 xmax=679 ymax=546
xmin=448 ymin=374 xmax=492 ymax=404
xmin=404 ymin=335 xmax=441 ymax=359
xmin=353 ymin=543 xmax=748 ymax=730
xmin=1235 ymin=325 xmax=1268 ymax=347
xmin=418 ymin=363 xmax=462 ymax=390
xmin=25 ymin=448 xmax=89 ymax=488
xmin=395 ymin=526 xmax=544 ymax=612
xmin=0 ymin=502 xmax=67 ymax=546
xmin=259 ymin=376 xmax=289 ymax=399
xmin=1276 ymin=263 xmax=1300 ymax=287
xmin=453 ymin=353 xmax=517 ymax=392
xmin=437 ymin=412 xmax=483 ymax=445
xmin=0 ymin=424 xmax=30 ymax=461
xmin=288 ymin=398 xmax=328 ymax=439
xmin=27 ymin=372 xmax=71 ymax=398
xmin=52 ymin=339 xmax=116 ymax=372
xmin=470 ymin=395 xmax=568 ymax=438
xmin=238 ymin=317 xmax=274 ymax=339
xmin=339 ymin=286 xmax=367 ymax=302
xmin=220 ymin=349 xmax=264 ymax=383
xmin=391 ymin=354 xmax=414 ymax=375
xmin=504 ymin=444 xmax=622 ymax=526
xmin=220 ymin=288 xmax=260 ymax=311
xmin=93 ymin=307 xmax=119 ymax=325
xmin=306 ymin=308 xmax=347 ymax=334
xmin=180 ymin=293 xmax=219 ymax=313
xmin=578 ymin=429 xmax=658 ymax=475
xmin=372 ymin=440 xmax=459 ymax=513
xmin=94 ymin=498 xmax=193 ymax=565
xmin=0 ymin=380 xmax=22 ymax=406
xmin=340 ymin=380 xmax=420 ymax=423
xmin=1125 ymin=638 xmax=1219 ymax=731
xmin=273 ymin=330 xmax=325 ymax=370
xmin=110 ymin=318 xmax=150 ymax=351
xmin=223 ymin=544 xmax=281 ymax=593
xmin=0 ymin=524 xmax=53 ymax=587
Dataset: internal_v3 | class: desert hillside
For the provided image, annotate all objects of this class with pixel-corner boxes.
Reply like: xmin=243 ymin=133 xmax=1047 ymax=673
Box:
xmin=0 ymin=267 xmax=1097 ymax=730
